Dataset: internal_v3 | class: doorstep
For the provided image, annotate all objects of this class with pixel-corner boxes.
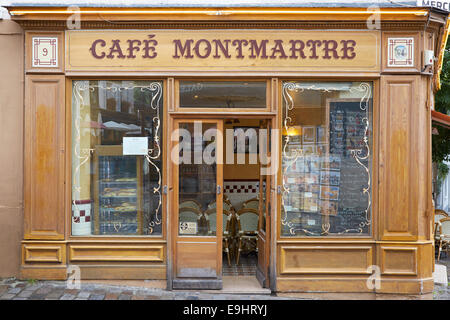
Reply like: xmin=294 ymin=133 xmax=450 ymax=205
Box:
xmin=433 ymin=264 xmax=448 ymax=285
xmin=199 ymin=276 xmax=271 ymax=295
xmin=175 ymin=276 xmax=272 ymax=295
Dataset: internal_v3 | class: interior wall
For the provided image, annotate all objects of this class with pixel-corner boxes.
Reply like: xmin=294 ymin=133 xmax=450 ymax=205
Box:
xmin=223 ymin=119 xmax=261 ymax=209
xmin=223 ymin=118 xmax=260 ymax=180
xmin=0 ymin=19 xmax=24 ymax=277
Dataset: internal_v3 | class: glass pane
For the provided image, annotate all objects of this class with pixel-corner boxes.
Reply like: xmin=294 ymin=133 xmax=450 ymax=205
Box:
xmin=260 ymin=175 xmax=267 ymax=232
xmin=71 ymin=80 xmax=163 ymax=236
xmin=178 ymin=122 xmax=217 ymax=236
xmin=281 ymin=82 xmax=373 ymax=237
xmin=179 ymin=81 xmax=266 ymax=108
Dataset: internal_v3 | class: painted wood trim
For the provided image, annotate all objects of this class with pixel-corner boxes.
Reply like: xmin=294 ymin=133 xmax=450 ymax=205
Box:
xmin=69 ymin=245 xmax=165 ymax=262
xmin=379 ymin=75 xmax=420 ymax=241
xmin=23 ymin=245 xmax=64 ymax=263
xmin=279 ymin=245 xmax=373 ymax=275
xmin=379 ymin=246 xmax=418 ymax=276
xmin=24 ymin=75 xmax=65 ymax=240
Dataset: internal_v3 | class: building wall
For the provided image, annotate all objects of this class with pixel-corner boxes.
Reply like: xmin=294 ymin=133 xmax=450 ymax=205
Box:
xmin=0 ymin=19 xmax=24 ymax=277
xmin=10 ymin=7 xmax=445 ymax=294
xmin=437 ymin=160 xmax=450 ymax=212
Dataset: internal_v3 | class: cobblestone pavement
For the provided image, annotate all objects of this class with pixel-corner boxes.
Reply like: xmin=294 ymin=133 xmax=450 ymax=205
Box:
xmin=434 ymin=253 xmax=450 ymax=300
xmin=1 ymin=257 xmax=450 ymax=300
xmin=0 ymin=278 xmax=297 ymax=301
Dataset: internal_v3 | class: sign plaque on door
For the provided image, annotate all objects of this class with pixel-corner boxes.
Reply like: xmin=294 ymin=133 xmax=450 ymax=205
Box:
xmin=179 ymin=222 xmax=197 ymax=235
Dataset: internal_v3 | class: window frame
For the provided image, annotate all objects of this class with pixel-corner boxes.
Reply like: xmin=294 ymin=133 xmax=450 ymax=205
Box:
xmin=278 ymin=79 xmax=377 ymax=239
xmin=66 ymin=78 xmax=167 ymax=240
xmin=174 ymin=78 xmax=271 ymax=113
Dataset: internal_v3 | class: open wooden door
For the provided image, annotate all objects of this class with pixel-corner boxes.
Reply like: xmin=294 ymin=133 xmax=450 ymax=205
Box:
xmin=256 ymin=119 xmax=271 ymax=288
xmin=172 ymin=119 xmax=223 ymax=289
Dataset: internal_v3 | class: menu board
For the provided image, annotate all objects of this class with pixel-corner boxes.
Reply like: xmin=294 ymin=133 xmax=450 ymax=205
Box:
xmin=328 ymin=100 xmax=367 ymax=157
xmin=327 ymin=100 xmax=370 ymax=234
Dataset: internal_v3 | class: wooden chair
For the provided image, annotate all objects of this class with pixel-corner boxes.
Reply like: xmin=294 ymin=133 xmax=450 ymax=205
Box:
xmin=437 ymin=217 xmax=450 ymax=261
xmin=207 ymin=199 xmax=234 ymax=212
xmin=235 ymin=207 xmax=259 ymax=265
xmin=434 ymin=209 xmax=449 ymax=244
xmin=242 ymin=198 xmax=259 ymax=210
xmin=205 ymin=208 xmax=233 ymax=266
xmin=179 ymin=199 xmax=202 ymax=211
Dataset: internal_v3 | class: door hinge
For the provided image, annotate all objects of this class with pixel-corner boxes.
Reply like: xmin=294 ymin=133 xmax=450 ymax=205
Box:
xmin=163 ymin=185 xmax=168 ymax=195
xmin=217 ymin=185 xmax=221 ymax=194
xmin=277 ymin=186 xmax=282 ymax=195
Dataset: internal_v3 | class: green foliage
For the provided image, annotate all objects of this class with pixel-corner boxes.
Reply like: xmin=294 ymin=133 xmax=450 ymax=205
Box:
xmin=433 ymin=126 xmax=450 ymax=162
xmin=436 ymin=49 xmax=450 ymax=114
xmin=438 ymin=161 xmax=449 ymax=182
xmin=433 ymin=36 xmax=450 ymax=163
xmin=436 ymin=161 xmax=450 ymax=197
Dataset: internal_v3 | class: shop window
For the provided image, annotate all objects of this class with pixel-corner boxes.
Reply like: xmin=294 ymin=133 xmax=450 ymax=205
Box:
xmin=71 ymin=80 xmax=163 ymax=236
xmin=179 ymin=81 xmax=266 ymax=108
xmin=281 ymin=81 xmax=373 ymax=236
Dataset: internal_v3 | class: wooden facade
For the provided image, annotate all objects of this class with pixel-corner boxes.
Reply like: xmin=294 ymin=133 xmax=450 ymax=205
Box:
xmin=7 ymin=5 xmax=449 ymax=295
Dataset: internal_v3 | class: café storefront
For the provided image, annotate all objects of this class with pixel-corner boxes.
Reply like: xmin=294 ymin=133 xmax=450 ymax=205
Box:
xmin=6 ymin=3 xmax=450 ymax=295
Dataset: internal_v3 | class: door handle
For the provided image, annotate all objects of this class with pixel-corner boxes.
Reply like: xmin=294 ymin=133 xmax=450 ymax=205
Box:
xmin=277 ymin=186 xmax=282 ymax=195
xmin=217 ymin=185 xmax=221 ymax=195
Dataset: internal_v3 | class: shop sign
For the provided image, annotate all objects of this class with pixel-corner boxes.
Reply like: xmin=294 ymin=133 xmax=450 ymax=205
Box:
xmin=417 ymin=0 xmax=450 ymax=11
xmin=179 ymin=222 xmax=197 ymax=235
xmin=66 ymin=30 xmax=380 ymax=72
xmin=32 ymin=36 xmax=58 ymax=67
xmin=123 ymin=137 xmax=148 ymax=156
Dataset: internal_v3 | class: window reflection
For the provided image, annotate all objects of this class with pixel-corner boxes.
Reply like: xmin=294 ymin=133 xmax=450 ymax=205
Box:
xmin=180 ymin=81 xmax=266 ymax=108
xmin=71 ymin=80 xmax=163 ymax=236
xmin=281 ymin=82 xmax=372 ymax=236
xmin=178 ymin=122 xmax=217 ymax=236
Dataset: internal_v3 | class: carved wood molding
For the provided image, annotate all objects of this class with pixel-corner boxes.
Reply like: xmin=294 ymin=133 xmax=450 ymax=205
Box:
xmin=15 ymin=20 xmax=441 ymax=32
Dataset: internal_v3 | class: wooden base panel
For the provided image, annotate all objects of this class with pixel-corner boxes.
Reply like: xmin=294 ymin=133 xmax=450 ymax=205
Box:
xmin=20 ymin=266 xmax=67 ymax=280
xmin=76 ymin=265 xmax=166 ymax=280
xmin=277 ymin=292 xmax=433 ymax=300
xmin=172 ymin=279 xmax=223 ymax=290
xmin=375 ymin=278 xmax=434 ymax=294
xmin=276 ymin=277 xmax=434 ymax=294
xmin=277 ymin=277 xmax=373 ymax=293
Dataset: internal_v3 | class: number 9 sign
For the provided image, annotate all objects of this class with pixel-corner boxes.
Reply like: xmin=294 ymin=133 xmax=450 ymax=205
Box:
xmin=32 ymin=37 xmax=58 ymax=68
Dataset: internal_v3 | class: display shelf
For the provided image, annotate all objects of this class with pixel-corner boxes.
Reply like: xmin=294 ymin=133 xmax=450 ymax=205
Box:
xmin=93 ymin=145 xmax=143 ymax=235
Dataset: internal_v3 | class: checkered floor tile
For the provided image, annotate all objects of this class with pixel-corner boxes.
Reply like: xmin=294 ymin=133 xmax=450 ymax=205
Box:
xmin=222 ymin=252 xmax=257 ymax=276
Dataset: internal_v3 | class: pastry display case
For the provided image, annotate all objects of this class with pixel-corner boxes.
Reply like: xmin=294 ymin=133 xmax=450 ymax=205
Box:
xmin=93 ymin=145 xmax=143 ymax=235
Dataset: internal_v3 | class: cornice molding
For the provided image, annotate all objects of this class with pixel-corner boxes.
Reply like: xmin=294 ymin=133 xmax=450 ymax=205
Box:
xmin=14 ymin=20 xmax=442 ymax=31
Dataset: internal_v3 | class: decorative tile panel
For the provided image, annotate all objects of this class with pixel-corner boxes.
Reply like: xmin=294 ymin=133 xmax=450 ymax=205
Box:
xmin=224 ymin=180 xmax=263 ymax=210
xmin=32 ymin=37 xmax=58 ymax=68
xmin=387 ymin=38 xmax=414 ymax=67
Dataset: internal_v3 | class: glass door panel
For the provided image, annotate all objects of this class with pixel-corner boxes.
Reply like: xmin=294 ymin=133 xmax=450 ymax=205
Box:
xmin=257 ymin=119 xmax=271 ymax=288
xmin=173 ymin=119 xmax=223 ymax=289
xmin=178 ymin=122 xmax=218 ymax=236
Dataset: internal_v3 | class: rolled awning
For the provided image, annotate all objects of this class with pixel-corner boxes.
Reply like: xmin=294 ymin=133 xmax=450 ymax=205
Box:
xmin=432 ymin=110 xmax=450 ymax=129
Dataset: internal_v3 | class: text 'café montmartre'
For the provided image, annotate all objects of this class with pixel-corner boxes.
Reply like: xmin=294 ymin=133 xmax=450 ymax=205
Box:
xmin=89 ymin=37 xmax=359 ymax=60
xmin=0 ymin=0 xmax=449 ymax=296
